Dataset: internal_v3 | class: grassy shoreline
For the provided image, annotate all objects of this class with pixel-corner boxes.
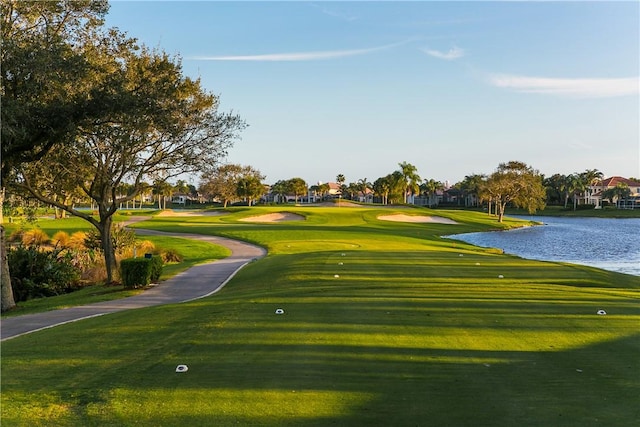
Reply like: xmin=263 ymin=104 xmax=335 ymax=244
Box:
xmin=506 ymin=205 xmax=640 ymax=218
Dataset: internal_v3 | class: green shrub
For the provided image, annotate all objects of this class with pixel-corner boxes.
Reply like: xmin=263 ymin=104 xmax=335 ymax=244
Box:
xmin=120 ymin=256 xmax=163 ymax=289
xmin=575 ymin=203 xmax=596 ymax=211
xmin=150 ymin=255 xmax=163 ymax=282
xmin=120 ymin=258 xmax=152 ymax=289
xmin=7 ymin=245 xmax=81 ymax=302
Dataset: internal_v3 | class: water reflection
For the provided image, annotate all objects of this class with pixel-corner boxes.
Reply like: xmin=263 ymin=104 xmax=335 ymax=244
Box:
xmin=446 ymin=216 xmax=640 ymax=276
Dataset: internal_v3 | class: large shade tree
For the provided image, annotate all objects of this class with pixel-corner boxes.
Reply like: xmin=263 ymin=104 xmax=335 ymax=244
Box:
xmin=4 ymin=2 xmax=246 ymax=286
xmin=482 ymin=161 xmax=546 ymax=222
xmin=236 ymin=176 xmax=265 ymax=206
xmin=199 ymin=164 xmax=262 ymax=207
xmin=1 ymin=0 xmax=112 ymax=311
xmin=286 ymin=178 xmax=308 ymax=204
xmin=481 ymin=161 xmax=546 ymax=222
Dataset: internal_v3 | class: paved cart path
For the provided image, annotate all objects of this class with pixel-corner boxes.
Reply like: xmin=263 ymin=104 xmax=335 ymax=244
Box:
xmin=1 ymin=227 xmax=266 ymax=341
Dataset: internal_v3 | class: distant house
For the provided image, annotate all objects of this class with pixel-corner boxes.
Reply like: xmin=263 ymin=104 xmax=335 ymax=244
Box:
xmin=587 ymin=176 xmax=640 ymax=209
xmin=308 ymin=182 xmax=342 ymax=203
xmin=171 ymin=194 xmax=189 ymax=205
xmin=354 ymin=187 xmax=374 ymax=204
xmin=413 ymin=190 xmax=445 ymax=207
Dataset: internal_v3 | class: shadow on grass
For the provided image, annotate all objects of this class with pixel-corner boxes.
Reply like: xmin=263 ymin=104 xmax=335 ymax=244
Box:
xmin=2 ymin=284 xmax=638 ymax=426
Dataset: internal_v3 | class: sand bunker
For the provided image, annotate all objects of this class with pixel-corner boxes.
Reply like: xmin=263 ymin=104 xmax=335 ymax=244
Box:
xmin=239 ymin=212 xmax=305 ymax=223
xmin=378 ymin=214 xmax=458 ymax=224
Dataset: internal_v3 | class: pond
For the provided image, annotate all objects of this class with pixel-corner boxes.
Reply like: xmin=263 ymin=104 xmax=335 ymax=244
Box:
xmin=446 ymin=216 xmax=640 ymax=276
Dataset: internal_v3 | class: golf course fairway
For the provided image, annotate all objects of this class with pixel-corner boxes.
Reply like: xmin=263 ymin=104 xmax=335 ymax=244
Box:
xmin=2 ymin=206 xmax=639 ymax=426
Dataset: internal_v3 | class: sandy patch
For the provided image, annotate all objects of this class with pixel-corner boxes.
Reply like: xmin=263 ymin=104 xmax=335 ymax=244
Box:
xmin=156 ymin=210 xmax=228 ymax=217
xmin=239 ymin=212 xmax=305 ymax=223
xmin=378 ymin=214 xmax=459 ymax=224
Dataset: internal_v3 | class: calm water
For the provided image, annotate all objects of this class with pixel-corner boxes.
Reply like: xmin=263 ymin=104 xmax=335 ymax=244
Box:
xmin=447 ymin=216 xmax=640 ymax=276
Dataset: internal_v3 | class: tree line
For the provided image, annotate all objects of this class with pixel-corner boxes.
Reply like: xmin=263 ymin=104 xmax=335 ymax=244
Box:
xmin=199 ymin=160 xmax=547 ymax=223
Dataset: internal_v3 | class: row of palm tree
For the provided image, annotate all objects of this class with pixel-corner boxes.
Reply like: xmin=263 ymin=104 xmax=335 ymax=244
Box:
xmin=95 ymin=166 xmax=623 ymax=210
xmin=455 ymin=169 xmax=608 ymax=211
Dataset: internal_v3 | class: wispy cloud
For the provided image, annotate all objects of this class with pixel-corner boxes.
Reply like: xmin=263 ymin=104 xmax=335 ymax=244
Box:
xmin=309 ymin=2 xmax=358 ymax=22
xmin=421 ymin=46 xmax=465 ymax=61
xmin=489 ymin=74 xmax=640 ymax=98
xmin=189 ymin=40 xmax=410 ymax=62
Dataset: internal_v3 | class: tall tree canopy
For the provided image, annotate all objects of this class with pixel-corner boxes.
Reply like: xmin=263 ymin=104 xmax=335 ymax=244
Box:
xmin=482 ymin=161 xmax=546 ymax=222
xmin=286 ymin=178 xmax=308 ymax=204
xmin=2 ymin=0 xmax=246 ymax=288
xmin=199 ymin=164 xmax=262 ymax=207
xmin=1 ymin=0 xmax=111 ymax=175
xmin=236 ymin=176 xmax=265 ymax=206
xmin=1 ymin=0 xmax=111 ymax=311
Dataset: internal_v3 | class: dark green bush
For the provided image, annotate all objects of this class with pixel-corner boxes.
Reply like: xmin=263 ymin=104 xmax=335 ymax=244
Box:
xmin=150 ymin=255 xmax=163 ymax=282
xmin=575 ymin=203 xmax=597 ymax=211
xmin=120 ymin=256 xmax=163 ymax=289
xmin=7 ymin=245 xmax=81 ymax=302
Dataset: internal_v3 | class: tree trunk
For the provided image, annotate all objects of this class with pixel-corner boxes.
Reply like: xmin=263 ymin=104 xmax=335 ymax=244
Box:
xmin=498 ymin=202 xmax=506 ymax=223
xmin=1 ymin=225 xmax=17 ymax=312
xmin=0 ymin=187 xmax=16 ymax=312
xmin=99 ymin=216 xmax=117 ymax=284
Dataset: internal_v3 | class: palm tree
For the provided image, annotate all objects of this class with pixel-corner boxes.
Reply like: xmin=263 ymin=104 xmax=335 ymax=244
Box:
xmin=356 ymin=178 xmax=372 ymax=202
xmin=287 ymin=177 xmax=308 ymax=204
xmin=458 ymin=174 xmax=486 ymax=207
xmin=373 ymin=176 xmax=391 ymax=205
xmin=602 ymin=183 xmax=631 ymax=207
xmin=580 ymin=169 xmax=604 ymax=206
xmin=388 ymin=171 xmax=406 ymax=204
xmin=398 ymin=161 xmax=420 ymax=204
xmin=543 ymin=174 xmax=568 ymax=206
xmin=270 ymin=180 xmax=288 ymax=204
xmin=318 ymin=182 xmax=330 ymax=200
xmin=153 ymin=179 xmax=173 ymax=210
xmin=566 ymin=174 xmax=585 ymax=211
xmin=421 ymin=178 xmax=445 ymax=207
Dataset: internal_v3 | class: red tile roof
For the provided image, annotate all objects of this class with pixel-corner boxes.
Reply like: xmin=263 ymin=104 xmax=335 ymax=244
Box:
xmin=598 ymin=176 xmax=640 ymax=187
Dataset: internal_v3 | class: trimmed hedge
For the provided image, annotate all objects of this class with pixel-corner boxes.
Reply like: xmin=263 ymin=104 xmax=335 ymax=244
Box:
xmin=121 ymin=255 xmax=163 ymax=289
xmin=150 ymin=255 xmax=163 ymax=282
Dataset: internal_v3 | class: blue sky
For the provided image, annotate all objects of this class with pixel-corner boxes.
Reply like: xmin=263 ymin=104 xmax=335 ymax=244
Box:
xmin=105 ymin=1 xmax=639 ymax=186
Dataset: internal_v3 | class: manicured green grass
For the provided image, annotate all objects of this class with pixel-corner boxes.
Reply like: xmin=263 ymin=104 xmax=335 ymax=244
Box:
xmin=506 ymin=205 xmax=640 ymax=218
xmin=2 ymin=206 xmax=639 ymax=426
